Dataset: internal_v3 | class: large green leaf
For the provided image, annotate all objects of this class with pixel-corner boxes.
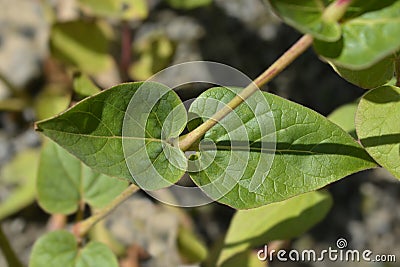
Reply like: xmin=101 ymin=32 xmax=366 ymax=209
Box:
xmin=35 ymin=82 xmax=187 ymax=190
xmin=355 ymin=85 xmax=400 ymax=178
xmin=217 ymin=191 xmax=332 ymax=266
xmin=0 ymin=149 xmax=39 ymax=220
xmin=37 ymin=140 xmax=128 ymax=214
xmin=188 ymin=87 xmax=376 ymax=209
xmin=268 ymin=0 xmax=341 ymax=41
xmin=29 ymin=230 xmax=118 ymax=267
xmin=50 ymin=20 xmax=112 ymax=74
xmin=330 ymin=56 xmax=395 ymax=89
xmin=314 ymin=1 xmax=400 ymax=69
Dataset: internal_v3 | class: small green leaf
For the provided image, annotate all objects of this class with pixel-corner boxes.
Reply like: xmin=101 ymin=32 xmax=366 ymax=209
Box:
xmin=50 ymin=20 xmax=112 ymax=74
xmin=268 ymin=0 xmax=341 ymax=41
xmin=217 ymin=191 xmax=332 ymax=266
xmin=0 ymin=149 xmax=39 ymax=220
xmin=188 ymin=87 xmax=376 ymax=209
xmin=355 ymin=85 xmax=400 ymax=178
xmin=165 ymin=0 xmax=212 ymax=10
xmin=129 ymin=33 xmax=175 ymax=80
xmin=35 ymin=82 xmax=187 ymax=190
xmin=79 ymin=0 xmax=148 ymax=20
xmin=37 ymin=140 xmax=128 ymax=214
xmin=79 ymin=0 xmax=116 ymax=15
xmin=328 ymin=102 xmax=358 ymax=139
xmin=73 ymin=73 xmax=101 ymax=97
xmin=177 ymin=227 xmax=208 ymax=263
xmin=34 ymin=86 xmax=71 ymax=120
xmin=118 ymin=0 xmax=148 ymax=20
xmin=314 ymin=1 xmax=400 ymax=69
xmin=330 ymin=56 xmax=395 ymax=89
xmin=29 ymin=230 xmax=118 ymax=267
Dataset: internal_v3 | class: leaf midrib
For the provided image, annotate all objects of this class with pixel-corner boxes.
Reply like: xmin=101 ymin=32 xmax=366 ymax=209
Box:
xmin=42 ymin=128 xmax=167 ymax=143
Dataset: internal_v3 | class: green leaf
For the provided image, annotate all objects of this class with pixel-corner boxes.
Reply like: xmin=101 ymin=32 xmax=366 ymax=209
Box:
xmin=314 ymin=1 xmax=400 ymax=69
xmin=328 ymin=102 xmax=358 ymax=139
xmin=35 ymin=82 xmax=187 ymax=190
xmin=29 ymin=230 xmax=118 ymax=267
xmin=177 ymin=227 xmax=208 ymax=263
xmin=268 ymin=0 xmax=341 ymax=41
xmin=118 ymin=0 xmax=148 ymax=20
xmin=343 ymin=0 xmax=398 ymax=19
xmin=188 ymin=87 xmax=376 ymax=209
xmin=355 ymin=85 xmax=400 ymax=178
xmin=129 ymin=33 xmax=175 ymax=80
xmin=329 ymin=56 xmax=395 ymax=89
xmin=217 ymin=190 xmax=332 ymax=266
xmin=37 ymin=140 xmax=128 ymax=214
xmin=79 ymin=0 xmax=148 ymax=20
xmin=50 ymin=20 xmax=113 ymax=74
xmin=73 ymin=73 xmax=101 ymax=97
xmin=165 ymin=0 xmax=212 ymax=10
xmin=0 ymin=149 xmax=39 ymax=220
xmin=220 ymin=251 xmax=265 ymax=267
xmin=34 ymin=86 xmax=71 ymax=120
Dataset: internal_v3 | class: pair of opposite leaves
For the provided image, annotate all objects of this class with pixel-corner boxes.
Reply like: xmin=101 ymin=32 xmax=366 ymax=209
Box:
xmin=36 ymin=82 xmax=375 ymax=209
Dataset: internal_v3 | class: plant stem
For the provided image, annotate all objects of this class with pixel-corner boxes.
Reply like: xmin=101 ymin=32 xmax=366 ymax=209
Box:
xmin=47 ymin=214 xmax=67 ymax=231
xmin=0 ymin=224 xmax=24 ymax=267
xmin=73 ymin=184 xmax=139 ymax=238
xmin=178 ymin=0 xmax=352 ymax=152
xmin=120 ymin=21 xmax=132 ymax=82
xmin=322 ymin=0 xmax=353 ymax=22
xmin=179 ymin=34 xmax=313 ymax=151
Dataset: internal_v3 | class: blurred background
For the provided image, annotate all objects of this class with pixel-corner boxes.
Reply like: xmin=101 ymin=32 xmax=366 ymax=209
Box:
xmin=0 ymin=0 xmax=399 ymax=266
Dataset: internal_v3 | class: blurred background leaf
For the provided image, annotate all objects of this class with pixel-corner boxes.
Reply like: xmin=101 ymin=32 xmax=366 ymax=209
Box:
xmin=217 ymin=190 xmax=333 ymax=265
xmin=165 ymin=0 xmax=213 ymax=10
xmin=34 ymin=85 xmax=71 ymax=120
xmin=37 ymin=140 xmax=128 ymax=215
xmin=0 ymin=149 xmax=39 ymax=220
xmin=73 ymin=72 xmax=101 ymax=98
xmin=50 ymin=20 xmax=113 ymax=74
xmin=30 ymin=230 xmax=119 ymax=267
xmin=129 ymin=33 xmax=175 ymax=80
xmin=79 ymin=0 xmax=148 ymax=20
xmin=328 ymin=101 xmax=358 ymax=139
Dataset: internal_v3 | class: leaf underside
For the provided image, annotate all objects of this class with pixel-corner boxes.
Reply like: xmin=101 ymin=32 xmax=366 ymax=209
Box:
xmin=188 ymin=87 xmax=376 ymax=209
xmin=356 ymin=85 xmax=400 ymax=178
xmin=314 ymin=0 xmax=400 ymax=70
xmin=268 ymin=0 xmax=341 ymax=41
xmin=36 ymin=82 xmax=187 ymax=191
xmin=36 ymin=83 xmax=376 ymax=209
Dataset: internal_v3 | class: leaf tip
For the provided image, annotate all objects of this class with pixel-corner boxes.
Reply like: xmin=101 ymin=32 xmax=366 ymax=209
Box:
xmin=34 ymin=122 xmax=43 ymax=132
